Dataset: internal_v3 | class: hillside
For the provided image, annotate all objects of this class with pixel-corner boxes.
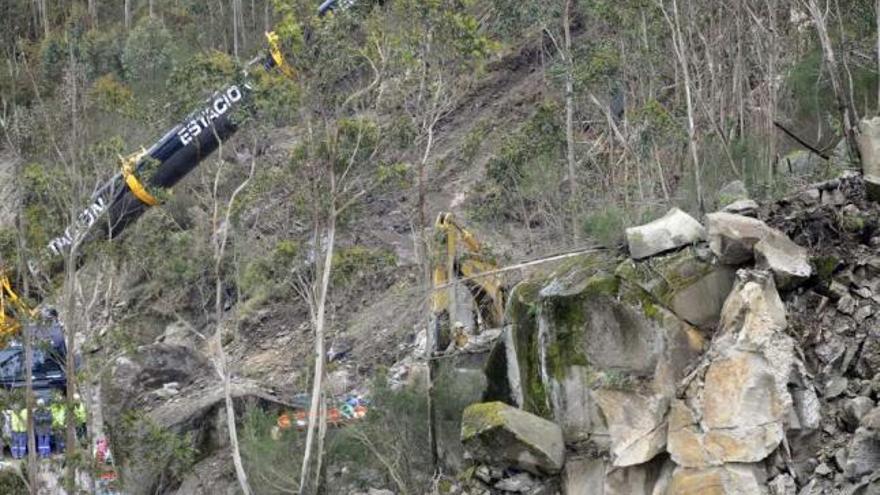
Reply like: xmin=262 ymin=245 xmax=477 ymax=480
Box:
xmin=1 ymin=1 xmax=880 ymax=494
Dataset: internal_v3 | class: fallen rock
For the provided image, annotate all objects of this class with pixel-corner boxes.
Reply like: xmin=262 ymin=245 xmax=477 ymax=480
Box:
xmin=668 ymin=464 xmax=767 ymax=495
xmin=494 ymin=472 xmax=536 ymax=493
xmin=754 ymin=230 xmax=812 ymax=290
xmin=706 ymin=212 xmax=771 ymax=265
xmin=838 ymin=295 xmax=857 ymax=315
xmin=717 ymin=180 xmax=750 ymax=206
xmin=845 ymin=407 xmax=880 ymax=480
xmin=722 ymin=199 xmax=759 ymax=217
xmin=858 ymin=117 xmax=880 ymax=201
xmin=461 ymin=402 xmax=565 ymax=475
xmin=625 ymin=208 xmax=706 ymax=260
xmin=843 ymin=397 xmax=876 ymax=430
xmin=778 ymin=150 xmax=824 ymax=177
xmin=594 ymin=390 xmax=668 ymax=467
xmin=768 ymin=474 xmax=796 ymax=495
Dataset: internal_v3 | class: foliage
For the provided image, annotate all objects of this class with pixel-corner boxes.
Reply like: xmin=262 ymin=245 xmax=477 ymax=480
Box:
xmin=332 ymin=373 xmax=432 ymax=492
xmin=240 ymin=406 xmax=303 ymax=494
xmin=89 ymin=74 xmax=136 ymax=117
xmin=331 ymin=245 xmax=396 ymax=285
xmin=114 ymin=411 xmax=197 ymax=491
xmin=121 ymin=17 xmax=176 ymax=91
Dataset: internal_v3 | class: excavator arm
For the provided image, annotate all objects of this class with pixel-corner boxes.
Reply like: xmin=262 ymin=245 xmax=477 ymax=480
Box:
xmin=432 ymin=212 xmax=506 ymax=349
xmin=0 ymin=272 xmax=36 ymax=341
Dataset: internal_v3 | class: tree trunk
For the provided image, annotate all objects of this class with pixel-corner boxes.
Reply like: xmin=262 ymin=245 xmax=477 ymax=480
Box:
xmin=211 ymin=157 xmax=255 ymax=495
xmin=668 ymin=0 xmax=704 ymax=213
xmin=804 ymin=0 xmax=861 ymax=165
xmin=88 ymin=0 xmax=97 ymax=27
xmin=299 ymin=212 xmax=335 ymax=495
xmin=149 ymin=0 xmax=155 ymax=18
xmin=877 ymin=0 xmax=880 ymax=108
xmin=563 ymin=0 xmax=580 ymax=242
xmin=124 ymin=0 xmax=131 ymax=30
xmin=64 ymin=248 xmax=79 ymax=494
xmin=232 ymin=0 xmax=240 ymax=60
xmin=25 ymin=322 xmax=37 ymax=494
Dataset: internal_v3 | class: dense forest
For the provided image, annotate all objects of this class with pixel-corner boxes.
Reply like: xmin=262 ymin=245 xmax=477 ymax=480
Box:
xmin=1 ymin=0 xmax=880 ymax=494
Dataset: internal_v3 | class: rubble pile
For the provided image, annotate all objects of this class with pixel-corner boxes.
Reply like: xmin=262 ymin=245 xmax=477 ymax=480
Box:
xmin=456 ymin=172 xmax=880 ymax=494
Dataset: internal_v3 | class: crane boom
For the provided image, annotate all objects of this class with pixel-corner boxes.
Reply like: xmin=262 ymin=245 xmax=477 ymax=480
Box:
xmin=2 ymin=0 xmax=347 ymax=346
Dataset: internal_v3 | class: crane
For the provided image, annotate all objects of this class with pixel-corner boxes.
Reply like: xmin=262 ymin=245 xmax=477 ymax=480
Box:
xmin=0 ymin=0 xmax=346 ymax=387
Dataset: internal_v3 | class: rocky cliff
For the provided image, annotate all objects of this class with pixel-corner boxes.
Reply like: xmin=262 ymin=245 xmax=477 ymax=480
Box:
xmin=455 ymin=172 xmax=880 ymax=495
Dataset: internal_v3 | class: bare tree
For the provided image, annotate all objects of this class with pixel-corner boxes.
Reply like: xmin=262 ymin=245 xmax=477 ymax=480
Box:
xmin=293 ymin=118 xmax=381 ymax=494
xmin=209 ymin=148 xmax=257 ymax=495
xmin=801 ymin=0 xmax=861 ymax=164
xmin=658 ymin=0 xmax=704 ymax=213
xmin=563 ymin=0 xmax=580 ymax=242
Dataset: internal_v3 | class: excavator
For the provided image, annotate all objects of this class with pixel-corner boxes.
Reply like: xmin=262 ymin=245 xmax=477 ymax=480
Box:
xmin=431 ymin=212 xmax=506 ymax=350
xmin=0 ymin=0 xmax=347 ymax=389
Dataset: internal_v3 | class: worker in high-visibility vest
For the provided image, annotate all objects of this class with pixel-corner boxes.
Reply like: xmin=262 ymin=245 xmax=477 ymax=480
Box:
xmin=73 ymin=393 xmax=86 ymax=443
xmin=11 ymin=405 xmax=26 ymax=459
xmin=50 ymin=394 xmax=66 ymax=453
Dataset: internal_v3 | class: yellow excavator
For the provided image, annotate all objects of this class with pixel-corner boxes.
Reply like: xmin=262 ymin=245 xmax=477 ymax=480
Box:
xmin=431 ymin=212 xmax=506 ymax=350
xmin=0 ymin=271 xmax=36 ymax=341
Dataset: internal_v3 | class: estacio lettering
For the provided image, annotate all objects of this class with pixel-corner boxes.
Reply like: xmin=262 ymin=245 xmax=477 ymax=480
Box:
xmin=176 ymin=85 xmax=243 ymax=146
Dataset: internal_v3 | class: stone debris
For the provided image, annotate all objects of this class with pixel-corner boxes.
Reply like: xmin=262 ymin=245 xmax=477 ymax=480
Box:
xmin=626 ymin=208 xmax=706 ymax=260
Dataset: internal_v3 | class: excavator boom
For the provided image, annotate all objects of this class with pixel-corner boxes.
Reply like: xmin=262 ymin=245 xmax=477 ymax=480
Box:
xmin=432 ymin=212 xmax=506 ymax=349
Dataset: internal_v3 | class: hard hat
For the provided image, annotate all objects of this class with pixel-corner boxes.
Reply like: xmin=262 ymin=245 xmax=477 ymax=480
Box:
xmin=36 ymin=398 xmax=45 ymax=406
xmin=73 ymin=393 xmax=81 ymax=401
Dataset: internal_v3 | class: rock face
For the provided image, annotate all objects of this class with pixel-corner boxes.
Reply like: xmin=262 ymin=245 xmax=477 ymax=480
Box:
xmin=456 ymin=174 xmax=880 ymax=494
xmin=668 ymin=270 xmax=794 ymax=468
xmin=461 ymin=401 xmax=565 ymax=475
xmin=616 ymin=248 xmax=735 ymax=329
xmin=626 ymin=208 xmax=706 ymax=260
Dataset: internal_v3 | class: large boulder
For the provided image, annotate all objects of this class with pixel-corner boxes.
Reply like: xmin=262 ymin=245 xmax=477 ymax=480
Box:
xmin=616 ymin=248 xmax=736 ymax=330
xmin=706 ymin=212 xmax=770 ymax=265
xmin=495 ymin=254 xmax=704 ymax=455
xmin=858 ymin=117 xmax=880 ymax=201
xmin=461 ymin=401 xmax=565 ymax=475
xmin=667 ymin=270 xmax=794 ymax=468
xmin=625 ymin=208 xmax=705 ymax=260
